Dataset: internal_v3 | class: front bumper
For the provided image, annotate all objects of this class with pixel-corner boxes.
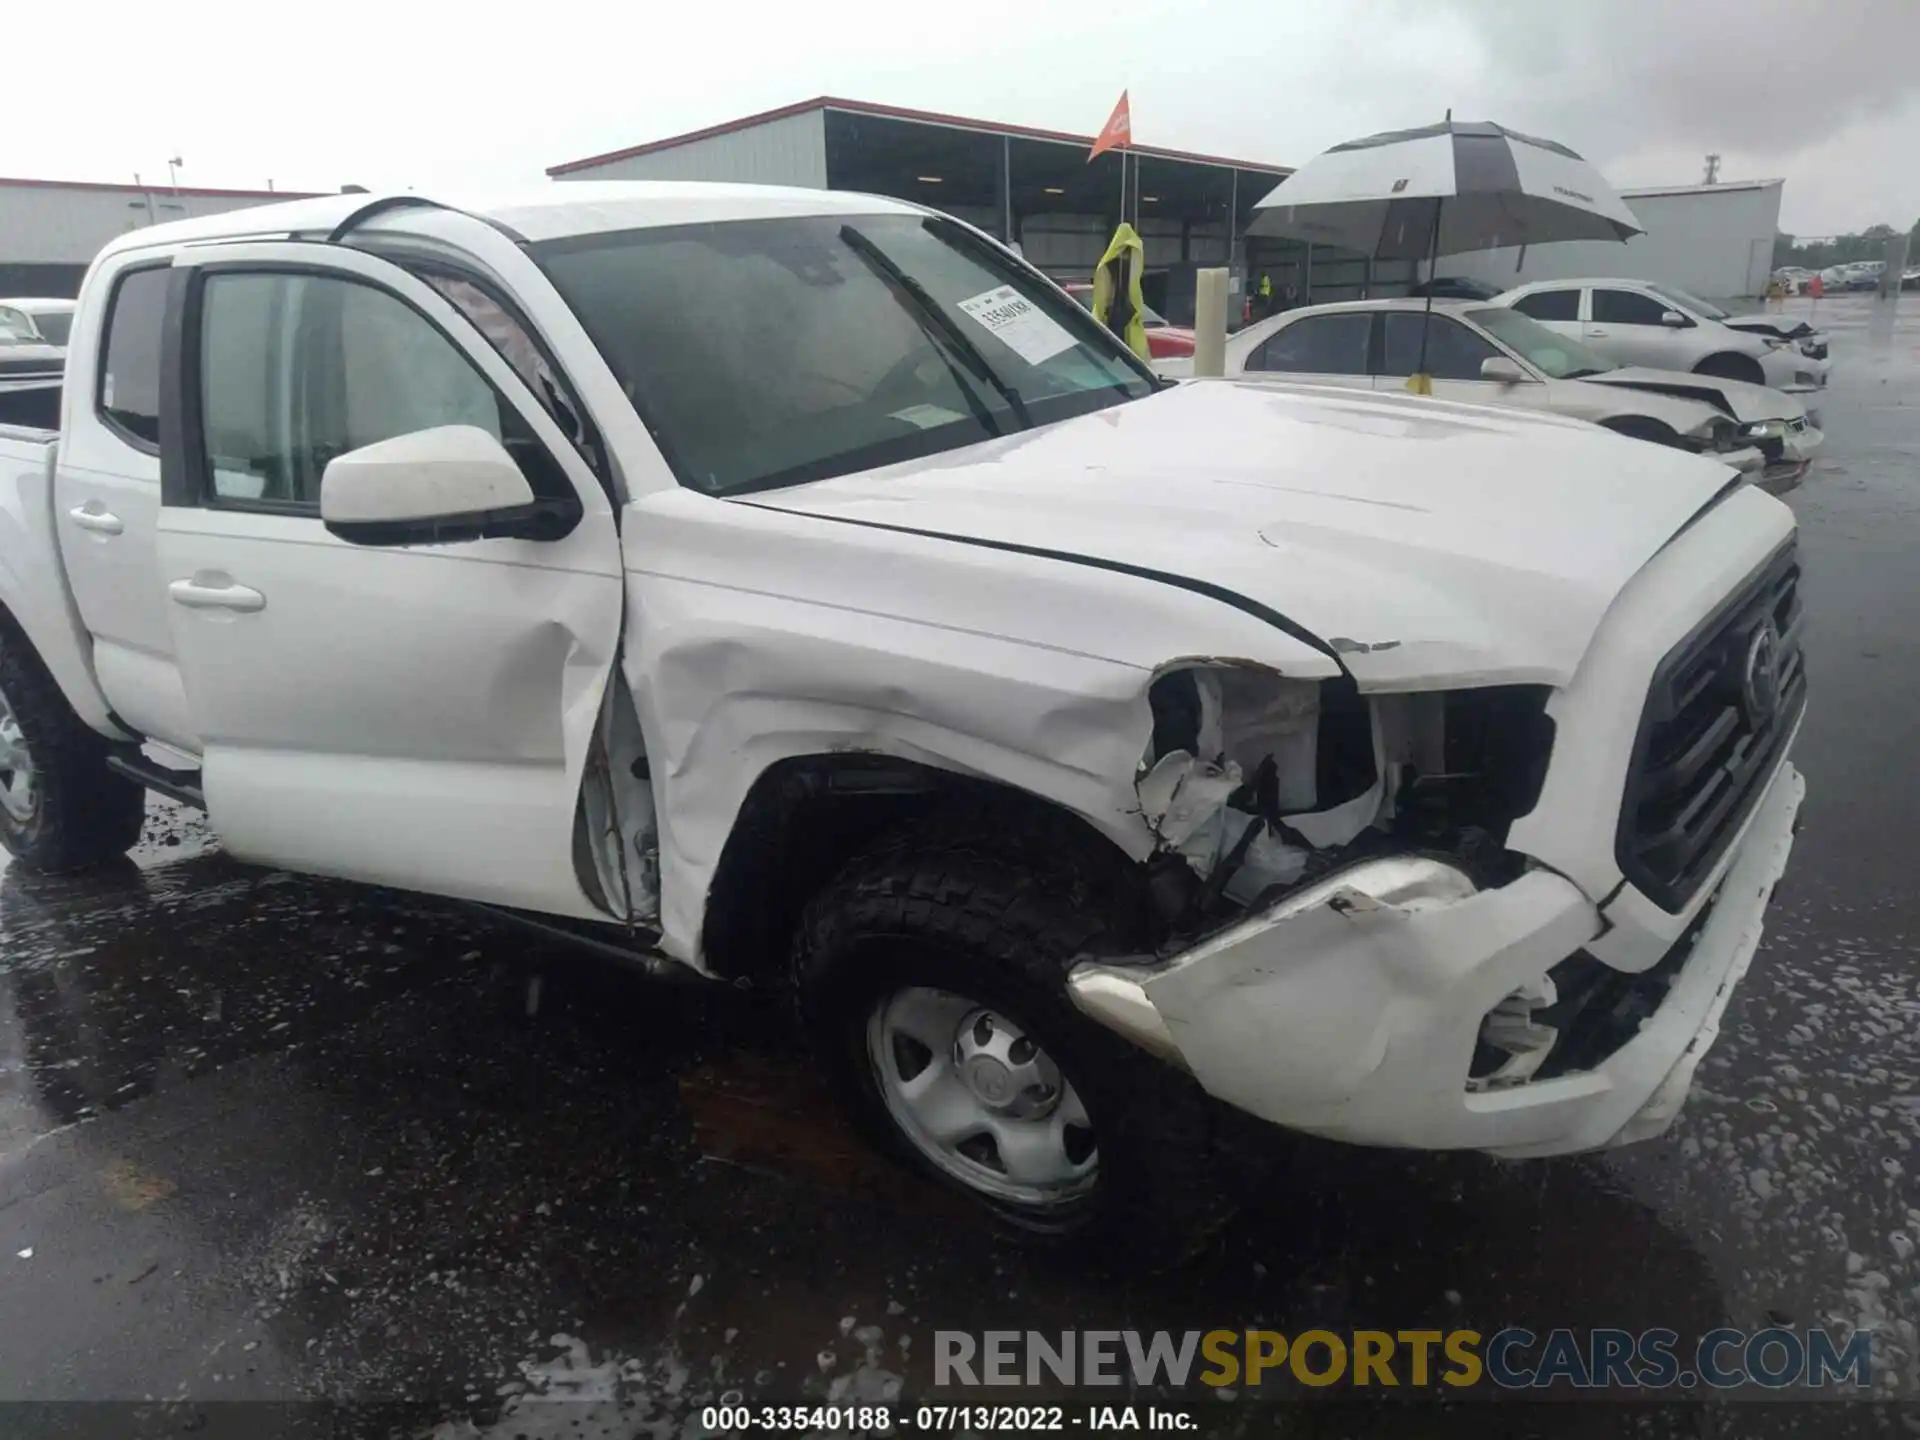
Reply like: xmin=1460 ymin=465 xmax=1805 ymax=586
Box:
xmin=1756 ymin=421 xmax=1822 ymax=493
xmin=1763 ymin=347 xmax=1830 ymax=394
xmin=1068 ymin=762 xmax=1803 ymax=1157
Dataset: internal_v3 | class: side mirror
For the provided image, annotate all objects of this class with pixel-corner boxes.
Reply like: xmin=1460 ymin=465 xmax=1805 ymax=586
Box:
xmin=320 ymin=424 xmax=577 ymax=547
xmin=1659 ymin=310 xmax=1690 ymax=327
xmin=1479 ymin=357 xmax=1527 ymax=384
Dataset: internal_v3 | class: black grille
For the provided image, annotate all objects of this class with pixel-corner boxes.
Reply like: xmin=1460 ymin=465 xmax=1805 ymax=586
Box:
xmin=1617 ymin=543 xmax=1805 ymax=912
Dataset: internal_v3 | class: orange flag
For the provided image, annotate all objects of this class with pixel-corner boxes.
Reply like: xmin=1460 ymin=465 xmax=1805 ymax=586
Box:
xmin=1088 ymin=91 xmax=1132 ymax=161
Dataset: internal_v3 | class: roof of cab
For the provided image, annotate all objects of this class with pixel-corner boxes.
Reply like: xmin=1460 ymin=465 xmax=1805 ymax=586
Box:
xmin=93 ymin=181 xmax=930 ymax=262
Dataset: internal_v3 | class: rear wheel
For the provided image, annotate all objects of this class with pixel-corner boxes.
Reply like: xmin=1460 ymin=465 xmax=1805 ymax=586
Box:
xmin=0 ymin=632 xmax=145 ymax=873
xmin=1694 ymin=352 xmax=1766 ymax=385
xmin=795 ymin=808 xmax=1231 ymax=1262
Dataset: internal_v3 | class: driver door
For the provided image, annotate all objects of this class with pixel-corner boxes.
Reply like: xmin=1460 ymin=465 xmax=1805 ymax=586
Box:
xmin=154 ymin=242 xmax=628 ymax=919
xmin=1585 ymin=287 xmax=1685 ymax=368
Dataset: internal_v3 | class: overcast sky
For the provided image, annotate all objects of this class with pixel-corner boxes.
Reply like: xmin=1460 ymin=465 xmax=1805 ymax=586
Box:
xmin=11 ymin=0 xmax=1916 ymax=236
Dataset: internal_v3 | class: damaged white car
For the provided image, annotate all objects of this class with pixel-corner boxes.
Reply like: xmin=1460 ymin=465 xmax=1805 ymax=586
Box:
xmin=1156 ymin=298 xmax=1822 ymax=492
xmin=0 ymin=184 xmax=1805 ymax=1252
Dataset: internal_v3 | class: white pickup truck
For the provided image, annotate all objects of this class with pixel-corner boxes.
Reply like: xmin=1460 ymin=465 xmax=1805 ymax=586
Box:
xmin=0 ymin=183 xmax=1805 ymax=1250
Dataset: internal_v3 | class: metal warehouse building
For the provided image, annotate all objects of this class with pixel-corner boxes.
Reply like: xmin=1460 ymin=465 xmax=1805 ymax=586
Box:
xmin=1443 ymin=178 xmax=1784 ymax=301
xmin=550 ymin=101 xmax=1788 ymax=308
xmin=0 ymin=178 xmax=315 ymax=298
xmin=547 ymin=97 xmax=1326 ymax=323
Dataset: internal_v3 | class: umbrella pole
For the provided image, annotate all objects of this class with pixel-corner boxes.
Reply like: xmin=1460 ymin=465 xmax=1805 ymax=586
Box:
xmin=1410 ymin=196 xmax=1443 ymax=395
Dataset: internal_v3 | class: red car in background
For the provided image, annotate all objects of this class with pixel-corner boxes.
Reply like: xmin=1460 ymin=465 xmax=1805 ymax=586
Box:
xmin=1059 ymin=281 xmax=1196 ymax=359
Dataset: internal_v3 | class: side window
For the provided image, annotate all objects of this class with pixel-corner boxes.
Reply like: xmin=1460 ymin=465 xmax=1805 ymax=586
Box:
xmin=1592 ymin=289 xmax=1673 ymax=325
xmin=196 ymin=271 xmax=564 ymax=509
xmin=417 ymin=272 xmax=598 ymax=467
xmin=1381 ymin=314 xmax=1502 ymax=381
xmin=98 ymin=267 xmax=171 ymax=449
xmin=1247 ymin=315 xmax=1372 ymax=375
xmin=1511 ymin=289 xmax=1579 ymax=322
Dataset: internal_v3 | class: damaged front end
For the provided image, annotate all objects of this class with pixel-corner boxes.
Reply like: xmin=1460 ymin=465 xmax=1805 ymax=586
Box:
xmin=1067 ymin=663 xmax=1805 ymax=1157
xmin=1125 ymin=663 xmax=1554 ymax=930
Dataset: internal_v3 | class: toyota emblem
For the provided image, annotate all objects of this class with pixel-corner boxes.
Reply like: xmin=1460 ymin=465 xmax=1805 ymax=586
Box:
xmin=1742 ymin=623 xmax=1783 ymax=723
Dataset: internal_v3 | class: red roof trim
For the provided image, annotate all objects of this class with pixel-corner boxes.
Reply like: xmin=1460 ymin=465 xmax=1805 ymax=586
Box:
xmin=0 ymin=175 xmax=319 ymax=200
xmin=547 ymin=96 xmax=1292 ymax=177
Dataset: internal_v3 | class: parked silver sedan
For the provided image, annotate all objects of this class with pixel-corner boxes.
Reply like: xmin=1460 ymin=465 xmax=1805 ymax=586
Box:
xmin=1157 ymin=298 xmax=1820 ymax=492
xmin=1490 ymin=278 xmax=1831 ymax=395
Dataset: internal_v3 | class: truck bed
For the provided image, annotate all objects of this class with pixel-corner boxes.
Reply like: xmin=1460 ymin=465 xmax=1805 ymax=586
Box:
xmin=0 ymin=418 xmax=124 ymax=738
xmin=0 ymin=380 xmax=61 ymax=432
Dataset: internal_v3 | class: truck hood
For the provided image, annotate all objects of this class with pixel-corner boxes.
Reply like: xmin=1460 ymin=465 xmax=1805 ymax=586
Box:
xmin=751 ymin=380 xmax=1739 ymax=689
xmin=1582 ymin=366 xmax=1805 ymax=423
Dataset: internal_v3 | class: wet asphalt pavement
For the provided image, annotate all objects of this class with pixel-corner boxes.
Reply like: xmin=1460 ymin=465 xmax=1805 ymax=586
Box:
xmin=2 ymin=293 xmax=1917 ymax=1438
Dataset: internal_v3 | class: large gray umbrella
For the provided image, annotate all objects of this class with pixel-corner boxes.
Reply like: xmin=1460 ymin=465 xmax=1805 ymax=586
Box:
xmin=1248 ymin=118 xmax=1643 ymax=387
xmin=1249 ymin=118 xmax=1643 ymax=255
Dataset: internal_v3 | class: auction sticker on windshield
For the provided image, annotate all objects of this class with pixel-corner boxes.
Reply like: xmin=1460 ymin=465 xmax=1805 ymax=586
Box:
xmin=957 ymin=285 xmax=1076 ymax=366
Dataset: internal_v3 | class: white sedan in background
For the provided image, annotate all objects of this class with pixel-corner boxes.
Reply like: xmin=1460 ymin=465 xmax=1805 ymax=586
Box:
xmin=1158 ymin=298 xmax=1820 ymax=491
xmin=1490 ymin=278 xmax=1830 ymax=395
xmin=0 ymin=298 xmax=76 ymax=347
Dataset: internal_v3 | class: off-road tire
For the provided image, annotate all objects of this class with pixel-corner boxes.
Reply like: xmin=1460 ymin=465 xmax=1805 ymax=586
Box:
xmin=794 ymin=806 xmax=1234 ymax=1265
xmin=0 ymin=629 xmax=144 ymax=873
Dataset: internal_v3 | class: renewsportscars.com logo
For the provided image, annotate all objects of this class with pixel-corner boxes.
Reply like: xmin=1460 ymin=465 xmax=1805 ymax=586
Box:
xmin=934 ymin=1327 xmax=1872 ymax=1392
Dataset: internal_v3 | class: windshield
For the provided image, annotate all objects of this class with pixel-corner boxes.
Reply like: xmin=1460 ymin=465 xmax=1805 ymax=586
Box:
xmin=1649 ymin=283 xmax=1727 ymax=321
xmin=534 ymin=214 xmax=1157 ymax=496
xmin=1467 ymin=306 xmax=1618 ymax=379
xmin=28 ymin=310 xmax=72 ymax=345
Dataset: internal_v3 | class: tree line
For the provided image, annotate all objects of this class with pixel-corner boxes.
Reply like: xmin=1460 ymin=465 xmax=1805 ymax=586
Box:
xmin=1773 ymin=218 xmax=1918 ymax=270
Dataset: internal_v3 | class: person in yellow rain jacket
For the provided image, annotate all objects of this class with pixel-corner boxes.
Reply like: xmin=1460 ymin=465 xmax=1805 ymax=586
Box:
xmin=1091 ymin=223 xmax=1151 ymax=362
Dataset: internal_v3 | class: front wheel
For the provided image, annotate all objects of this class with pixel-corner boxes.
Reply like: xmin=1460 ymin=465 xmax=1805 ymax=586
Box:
xmin=0 ymin=632 xmax=145 ymax=873
xmin=794 ymin=810 xmax=1230 ymax=1260
xmin=1693 ymin=352 xmax=1767 ymax=385
xmin=1599 ymin=415 xmax=1685 ymax=449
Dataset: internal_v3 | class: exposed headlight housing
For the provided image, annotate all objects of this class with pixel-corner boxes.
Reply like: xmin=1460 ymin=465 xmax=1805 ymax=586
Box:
xmin=1692 ymin=419 xmax=1741 ymax=453
xmin=1739 ymin=418 xmax=1790 ymax=441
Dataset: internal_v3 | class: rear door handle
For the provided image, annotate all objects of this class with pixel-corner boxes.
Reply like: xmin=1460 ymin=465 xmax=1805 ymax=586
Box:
xmin=169 ymin=578 xmax=266 ymax=613
xmin=68 ymin=503 xmax=124 ymax=535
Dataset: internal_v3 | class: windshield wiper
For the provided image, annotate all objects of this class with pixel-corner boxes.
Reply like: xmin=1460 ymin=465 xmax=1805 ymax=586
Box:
xmin=838 ymin=224 xmax=1032 ymax=431
xmin=1562 ymin=367 xmax=1606 ymax=379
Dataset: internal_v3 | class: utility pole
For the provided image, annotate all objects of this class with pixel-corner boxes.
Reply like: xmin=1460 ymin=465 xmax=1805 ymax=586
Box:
xmin=1703 ymin=154 xmax=1721 ymax=185
xmin=167 ymin=155 xmax=183 ymax=192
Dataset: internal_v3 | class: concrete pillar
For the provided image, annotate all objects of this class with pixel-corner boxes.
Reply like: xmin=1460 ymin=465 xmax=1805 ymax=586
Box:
xmin=1193 ymin=268 xmax=1229 ymax=378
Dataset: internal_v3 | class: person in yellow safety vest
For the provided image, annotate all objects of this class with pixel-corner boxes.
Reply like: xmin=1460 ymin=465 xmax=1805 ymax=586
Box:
xmin=1091 ymin=223 xmax=1151 ymax=362
xmin=1258 ymin=272 xmax=1274 ymax=315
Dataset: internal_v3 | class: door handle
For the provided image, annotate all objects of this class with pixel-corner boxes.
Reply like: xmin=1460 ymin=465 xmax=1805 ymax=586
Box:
xmin=168 ymin=578 xmax=266 ymax=613
xmin=68 ymin=503 xmax=124 ymax=536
